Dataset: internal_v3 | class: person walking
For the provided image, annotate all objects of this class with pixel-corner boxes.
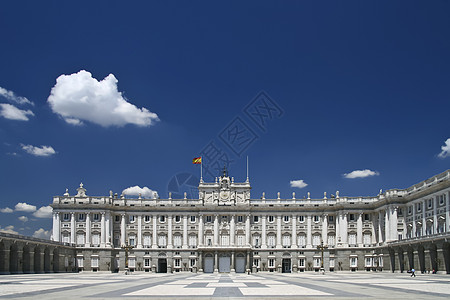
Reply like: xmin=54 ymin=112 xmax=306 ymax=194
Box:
xmin=411 ymin=268 xmax=416 ymax=277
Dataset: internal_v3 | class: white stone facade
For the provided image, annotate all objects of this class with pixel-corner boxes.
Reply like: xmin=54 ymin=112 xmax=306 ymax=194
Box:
xmin=50 ymin=169 xmax=450 ymax=273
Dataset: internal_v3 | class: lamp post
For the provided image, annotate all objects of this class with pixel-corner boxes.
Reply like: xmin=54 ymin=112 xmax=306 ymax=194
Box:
xmin=317 ymin=240 xmax=328 ymax=274
xmin=121 ymin=241 xmax=134 ymax=274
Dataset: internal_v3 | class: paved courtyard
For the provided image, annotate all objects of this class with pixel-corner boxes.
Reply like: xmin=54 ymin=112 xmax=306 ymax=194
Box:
xmin=0 ymin=272 xmax=449 ymax=299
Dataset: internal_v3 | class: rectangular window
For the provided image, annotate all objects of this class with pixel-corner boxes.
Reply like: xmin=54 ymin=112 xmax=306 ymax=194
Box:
xmin=329 ymin=258 xmax=335 ymax=268
xmin=313 ymin=235 xmax=321 ymax=246
xmin=115 ymin=215 xmax=120 ymax=222
xmin=206 ymin=215 xmax=212 ymax=223
xmin=62 ymin=234 xmax=70 ymax=243
xmin=408 ymin=206 xmax=412 ymax=214
xmin=78 ymin=214 xmax=85 ymax=221
xmin=417 ymin=203 xmax=422 ymax=212
xmin=93 ymin=213 xmax=100 ymax=222
xmin=268 ymin=216 xmax=274 ymax=223
xmin=91 ymin=257 xmax=99 ymax=268
xmin=328 ymin=235 xmax=335 ymax=246
xmin=253 ymin=258 xmax=260 ymax=268
xmin=160 ymin=215 xmax=165 ymax=223
xmin=174 ymin=258 xmax=181 ymax=267
xmin=363 ymin=234 xmax=371 ymax=245
xmin=63 ymin=213 xmax=70 ymax=221
xmin=313 ymin=215 xmax=320 ymax=223
xmin=77 ymin=256 xmax=84 ymax=268
xmin=283 ymin=215 xmax=289 ymax=223
xmin=77 ymin=233 xmax=85 ymax=245
xmin=237 ymin=215 xmax=243 ymax=223
xmin=314 ymin=258 xmax=321 ymax=268
xmin=158 ymin=235 xmax=167 ymax=247
xmin=267 ymin=235 xmax=276 ymax=248
xmin=349 ymin=234 xmax=356 ymax=246
xmin=282 ymin=235 xmax=290 ymax=248
xmin=237 ymin=235 xmax=245 ymax=246
xmin=190 ymin=215 xmax=196 ymax=223
xmin=189 ymin=235 xmax=197 ymax=248
xmin=253 ymin=215 xmax=259 ymax=223
xmin=129 ymin=236 xmax=135 ymax=247
xmin=298 ymin=258 xmax=305 ymax=267
xmin=328 ymin=215 xmax=334 ymax=222
xmin=173 ymin=235 xmax=182 ymax=248
xmin=175 ymin=215 xmax=181 ymax=223
xmin=298 ymin=235 xmax=306 ymax=248
xmin=349 ymin=214 xmax=355 ymax=221
xmin=350 ymin=257 xmax=357 ymax=267
xmin=144 ymin=258 xmax=150 ymax=267
xmin=129 ymin=215 xmax=135 ymax=223
xmin=299 ymin=216 xmax=304 ymax=222
xmin=144 ymin=215 xmax=151 ymax=223
xmin=129 ymin=257 xmax=136 ymax=268
xmin=92 ymin=234 xmax=100 ymax=246
xmin=364 ymin=214 xmax=370 ymax=221
xmin=190 ymin=258 xmax=196 ymax=267
xmin=428 ymin=199 xmax=432 ymax=209
xmin=144 ymin=235 xmax=151 ymax=248
xmin=269 ymin=258 xmax=275 ymax=268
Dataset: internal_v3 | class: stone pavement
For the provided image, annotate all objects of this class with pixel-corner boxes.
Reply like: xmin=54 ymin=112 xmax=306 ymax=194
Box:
xmin=0 ymin=272 xmax=449 ymax=299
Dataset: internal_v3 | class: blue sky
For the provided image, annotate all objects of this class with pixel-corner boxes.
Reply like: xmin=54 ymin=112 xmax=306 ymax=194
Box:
xmin=1 ymin=0 xmax=449 ymax=238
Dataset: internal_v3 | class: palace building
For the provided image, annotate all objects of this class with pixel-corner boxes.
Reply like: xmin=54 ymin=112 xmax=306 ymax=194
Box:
xmin=50 ymin=169 xmax=450 ymax=274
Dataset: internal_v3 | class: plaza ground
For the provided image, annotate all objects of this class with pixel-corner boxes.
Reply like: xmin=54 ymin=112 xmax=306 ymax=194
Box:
xmin=0 ymin=272 xmax=449 ymax=299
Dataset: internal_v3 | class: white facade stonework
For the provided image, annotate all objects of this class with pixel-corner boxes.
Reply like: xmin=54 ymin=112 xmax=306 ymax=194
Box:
xmin=50 ymin=169 xmax=450 ymax=274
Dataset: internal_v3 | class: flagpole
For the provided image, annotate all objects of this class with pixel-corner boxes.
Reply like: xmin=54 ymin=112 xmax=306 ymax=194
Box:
xmin=200 ymin=156 xmax=203 ymax=182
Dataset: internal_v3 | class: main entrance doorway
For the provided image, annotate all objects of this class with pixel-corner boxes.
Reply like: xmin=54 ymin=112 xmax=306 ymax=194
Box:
xmin=204 ymin=254 xmax=214 ymax=273
xmin=219 ymin=254 xmax=230 ymax=273
xmin=282 ymin=258 xmax=291 ymax=273
xmin=158 ymin=258 xmax=167 ymax=273
xmin=235 ymin=253 xmax=246 ymax=273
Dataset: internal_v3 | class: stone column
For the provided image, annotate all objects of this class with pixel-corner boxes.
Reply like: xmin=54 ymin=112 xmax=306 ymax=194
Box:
xmin=357 ymin=212 xmax=363 ymax=246
xmin=152 ymin=215 xmax=157 ymax=249
xmin=121 ymin=214 xmax=126 ymax=246
xmin=85 ymin=212 xmax=91 ymax=247
xmin=70 ymin=212 xmax=75 ymax=244
xmin=183 ymin=215 xmax=188 ymax=249
xmin=306 ymin=215 xmax=312 ymax=248
xmin=167 ymin=215 xmax=173 ymax=249
xmin=198 ymin=251 xmax=203 ymax=273
xmin=322 ymin=214 xmax=328 ymax=246
xmin=291 ymin=214 xmax=297 ymax=248
xmin=137 ymin=215 xmax=142 ymax=248
xmin=447 ymin=191 xmax=450 ymax=233
xmin=391 ymin=207 xmax=398 ymax=242
xmin=378 ymin=211 xmax=383 ymax=244
xmin=261 ymin=215 xmax=267 ymax=249
xmin=371 ymin=213 xmax=376 ymax=244
xmin=341 ymin=213 xmax=348 ymax=246
xmin=422 ymin=200 xmax=426 ymax=237
xmin=52 ymin=212 xmax=60 ymax=242
xmin=106 ymin=212 xmax=111 ymax=246
xmin=412 ymin=205 xmax=416 ymax=238
xmin=100 ymin=212 xmax=106 ymax=247
xmin=231 ymin=251 xmax=235 ymax=272
xmin=385 ymin=207 xmax=391 ymax=242
xmin=230 ymin=215 xmax=235 ymax=246
xmin=198 ymin=215 xmax=204 ymax=246
xmin=214 ymin=251 xmax=218 ymax=273
xmin=245 ymin=214 xmax=251 ymax=246
xmin=336 ymin=213 xmax=341 ymax=245
xmin=214 ymin=214 xmax=219 ymax=246
xmin=433 ymin=197 xmax=438 ymax=234
xmin=276 ymin=215 xmax=282 ymax=249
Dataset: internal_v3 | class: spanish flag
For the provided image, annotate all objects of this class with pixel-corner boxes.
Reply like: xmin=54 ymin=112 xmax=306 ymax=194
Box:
xmin=192 ymin=157 xmax=202 ymax=164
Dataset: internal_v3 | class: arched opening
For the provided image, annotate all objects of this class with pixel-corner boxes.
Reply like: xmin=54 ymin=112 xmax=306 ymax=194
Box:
xmin=218 ymin=253 xmax=230 ymax=273
xmin=203 ymin=253 xmax=214 ymax=273
xmin=418 ymin=245 xmax=425 ymax=273
xmin=0 ymin=242 xmax=5 ymax=274
xmin=22 ymin=245 xmax=31 ymax=273
xmin=235 ymin=253 xmax=246 ymax=273
xmin=34 ymin=247 xmax=41 ymax=273
xmin=53 ymin=248 xmax=59 ymax=272
xmin=44 ymin=247 xmax=51 ymax=272
xmin=9 ymin=244 xmax=18 ymax=274
xmin=443 ymin=242 xmax=450 ymax=274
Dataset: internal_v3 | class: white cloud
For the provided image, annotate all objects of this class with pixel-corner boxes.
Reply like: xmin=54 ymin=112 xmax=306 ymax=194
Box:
xmin=33 ymin=206 xmax=53 ymax=218
xmin=18 ymin=216 xmax=28 ymax=222
xmin=0 ymin=86 xmax=34 ymax=106
xmin=343 ymin=169 xmax=380 ymax=179
xmin=0 ymin=103 xmax=34 ymax=121
xmin=15 ymin=202 xmax=37 ymax=212
xmin=47 ymin=70 xmax=159 ymax=127
xmin=0 ymin=207 xmax=13 ymax=213
xmin=122 ymin=186 xmax=159 ymax=199
xmin=0 ymin=225 xmax=18 ymax=235
xmin=21 ymin=144 xmax=56 ymax=157
xmin=33 ymin=228 xmax=51 ymax=239
xmin=290 ymin=179 xmax=308 ymax=189
xmin=438 ymin=138 xmax=450 ymax=158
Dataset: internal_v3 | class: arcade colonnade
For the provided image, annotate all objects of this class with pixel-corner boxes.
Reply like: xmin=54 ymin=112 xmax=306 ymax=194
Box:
xmin=0 ymin=232 xmax=76 ymax=274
